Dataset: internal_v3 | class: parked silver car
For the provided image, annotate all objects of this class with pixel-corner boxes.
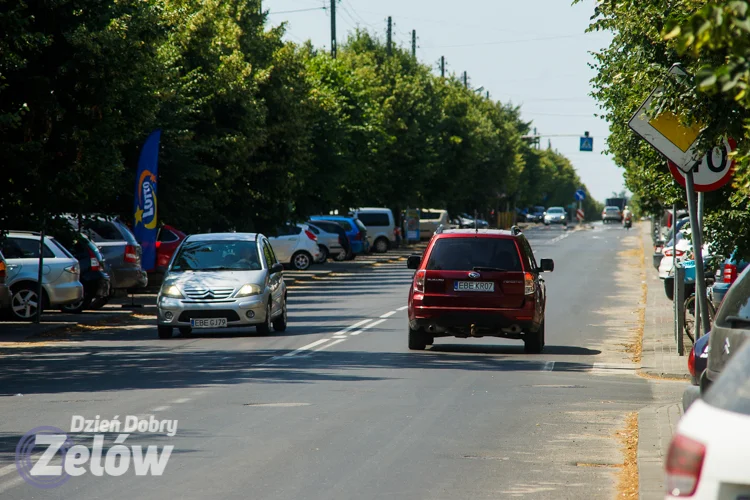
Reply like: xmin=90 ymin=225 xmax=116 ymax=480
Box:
xmin=65 ymin=216 xmax=148 ymax=296
xmin=1 ymin=231 xmax=83 ymax=320
xmin=156 ymin=233 xmax=288 ymax=338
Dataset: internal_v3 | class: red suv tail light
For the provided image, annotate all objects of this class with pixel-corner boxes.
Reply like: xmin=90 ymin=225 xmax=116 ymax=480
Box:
xmin=524 ymin=272 xmax=535 ymax=295
xmin=304 ymin=230 xmax=317 ymax=242
xmin=124 ymin=245 xmax=138 ymax=264
xmin=666 ymin=434 xmax=705 ymax=497
xmin=354 ymin=232 xmax=363 ymax=241
xmin=0 ymin=260 xmax=5 ymax=280
xmin=724 ymin=263 xmax=738 ymax=284
xmin=414 ymin=270 xmax=426 ymax=293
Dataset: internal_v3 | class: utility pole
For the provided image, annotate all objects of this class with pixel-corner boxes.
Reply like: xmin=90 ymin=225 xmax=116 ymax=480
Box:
xmin=463 ymin=71 xmax=468 ymax=89
xmin=330 ymin=0 xmax=337 ymax=58
xmin=440 ymin=56 xmax=445 ymax=78
xmin=411 ymin=30 xmax=416 ymax=59
xmin=387 ymin=17 xmax=392 ymax=56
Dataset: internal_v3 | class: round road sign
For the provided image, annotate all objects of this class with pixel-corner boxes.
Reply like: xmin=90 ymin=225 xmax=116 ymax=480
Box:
xmin=668 ymin=137 xmax=736 ymax=192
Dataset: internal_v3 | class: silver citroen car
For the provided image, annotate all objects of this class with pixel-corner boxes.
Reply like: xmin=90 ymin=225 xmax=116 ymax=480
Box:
xmin=156 ymin=233 xmax=287 ymax=339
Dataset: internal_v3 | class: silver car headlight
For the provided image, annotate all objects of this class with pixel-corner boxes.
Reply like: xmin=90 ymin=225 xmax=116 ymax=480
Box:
xmin=236 ymin=284 xmax=262 ymax=297
xmin=162 ymin=285 xmax=184 ymax=299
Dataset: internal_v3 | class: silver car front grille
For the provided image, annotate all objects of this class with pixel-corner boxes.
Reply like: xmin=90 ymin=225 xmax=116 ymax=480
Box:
xmin=183 ymin=286 xmax=235 ymax=301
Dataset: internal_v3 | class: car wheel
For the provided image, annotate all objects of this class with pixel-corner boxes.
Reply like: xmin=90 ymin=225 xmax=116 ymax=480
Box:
xmin=318 ymin=245 xmax=329 ymax=262
xmin=524 ymin=321 xmax=545 ymax=354
xmin=273 ymin=297 xmax=288 ymax=332
xmin=60 ymin=297 xmax=92 ymax=315
xmin=291 ymin=251 xmax=312 ymax=271
xmin=10 ymin=284 xmax=46 ymax=321
xmin=256 ymin=302 xmax=272 ymax=336
xmin=158 ymin=326 xmax=173 ymax=339
xmin=334 ymin=250 xmax=347 ymax=262
xmin=374 ymin=238 xmax=389 ymax=254
xmin=179 ymin=327 xmax=192 ymax=336
xmin=89 ymin=297 xmax=110 ymax=310
xmin=408 ymin=327 xmax=427 ymax=350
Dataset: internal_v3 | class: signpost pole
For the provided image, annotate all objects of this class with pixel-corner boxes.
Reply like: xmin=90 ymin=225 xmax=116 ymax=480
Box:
xmin=685 ymin=171 xmax=711 ymax=337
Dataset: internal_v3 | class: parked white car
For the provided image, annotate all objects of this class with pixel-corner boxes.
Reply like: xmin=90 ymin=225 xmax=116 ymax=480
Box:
xmin=658 ymin=236 xmax=692 ymax=279
xmin=1 ymin=231 xmax=83 ymax=320
xmin=303 ymin=222 xmax=343 ymax=262
xmin=665 ymin=340 xmax=750 ymax=499
xmin=354 ymin=208 xmax=396 ymax=253
xmin=267 ymin=224 xmax=321 ymax=271
xmin=418 ymin=209 xmax=451 ymax=239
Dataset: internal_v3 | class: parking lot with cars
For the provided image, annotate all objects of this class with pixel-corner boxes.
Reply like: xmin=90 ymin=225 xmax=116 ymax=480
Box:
xmin=0 ymin=219 xmax=697 ymax=499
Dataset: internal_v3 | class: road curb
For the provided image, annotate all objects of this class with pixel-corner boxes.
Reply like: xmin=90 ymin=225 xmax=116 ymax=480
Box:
xmin=637 ymin=403 xmax=682 ymax=500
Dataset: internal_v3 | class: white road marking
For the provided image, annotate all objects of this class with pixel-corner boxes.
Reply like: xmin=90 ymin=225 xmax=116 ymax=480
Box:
xmin=397 ymin=305 xmax=409 ymax=311
xmin=282 ymin=338 xmax=331 ymax=357
xmin=547 ymin=232 xmax=572 ymax=245
xmin=173 ymin=398 xmax=191 ymax=404
xmin=380 ymin=310 xmax=397 ymax=318
xmin=152 ymin=406 xmax=170 ymax=412
xmin=350 ymin=318 xmax=388 ymax=336
xmin=312 ymin=339 xmax=346 ymax=352
xmin=543 ymin=361 xmax=555 ymax=372
xmin=333 ymin=319 xmax=373 ymax=335
xmin=332 ymin=335 xmax=348 ymax=339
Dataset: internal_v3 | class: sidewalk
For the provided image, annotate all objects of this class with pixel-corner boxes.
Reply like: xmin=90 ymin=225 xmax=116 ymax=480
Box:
xmin=637 ymin=223 xmax=691 ymax=499
xmin=639 ymin=223 xmax=692 ymax=379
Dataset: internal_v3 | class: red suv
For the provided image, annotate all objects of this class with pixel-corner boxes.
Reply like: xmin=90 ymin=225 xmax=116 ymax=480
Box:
xmin=407 ymin=228 xmax=554 ymax=352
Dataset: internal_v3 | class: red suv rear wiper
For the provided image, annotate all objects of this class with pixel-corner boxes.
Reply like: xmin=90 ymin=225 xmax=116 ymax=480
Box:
xmin=472 ymin=266 xmax=508 ymax=272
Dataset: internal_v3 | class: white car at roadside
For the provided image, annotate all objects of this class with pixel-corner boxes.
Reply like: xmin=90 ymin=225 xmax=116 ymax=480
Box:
xmin=665 ymin=340 xmax=750 ymax=499
xmin=267 ymin=224 xmax=321 ymax=271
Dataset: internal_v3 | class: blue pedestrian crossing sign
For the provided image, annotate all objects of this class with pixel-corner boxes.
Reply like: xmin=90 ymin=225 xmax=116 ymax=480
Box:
xmin=580 ymin=135 xmax=594 ymax=152
xmin=575 ymin=189 xmax=586 ymax=201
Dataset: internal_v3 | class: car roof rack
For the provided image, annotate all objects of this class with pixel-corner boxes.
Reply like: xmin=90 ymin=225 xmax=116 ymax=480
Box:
xmin=7 ymin=230 xmax=42 ymax=236
xmin=510 ymin=225 xmax=522 ymax=235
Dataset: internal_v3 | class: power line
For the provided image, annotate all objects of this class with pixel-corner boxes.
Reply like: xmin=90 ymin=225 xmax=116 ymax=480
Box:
xmin=422 ymin=33 xmax=590 ymax=49
xmin=268 ymin=6 xmax=326 ymax=15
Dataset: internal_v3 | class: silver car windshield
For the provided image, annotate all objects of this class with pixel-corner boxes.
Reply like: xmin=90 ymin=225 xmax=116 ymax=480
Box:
xmin=171 ymin=240 xmax=262 ymax=272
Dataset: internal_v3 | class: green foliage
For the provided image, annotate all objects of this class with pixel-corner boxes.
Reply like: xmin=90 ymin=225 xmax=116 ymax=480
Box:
xmin=578 ymin=0 xmax=750 ymax=258
xmin=0 ymin=2 xmax=599 ymax=237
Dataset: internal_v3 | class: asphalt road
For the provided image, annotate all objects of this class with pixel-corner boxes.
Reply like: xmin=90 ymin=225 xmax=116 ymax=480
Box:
xmin=0 ymin=223 xmax=668 ymax=499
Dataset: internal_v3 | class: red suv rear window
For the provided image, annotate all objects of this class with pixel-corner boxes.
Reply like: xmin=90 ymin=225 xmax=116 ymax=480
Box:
xmin=425 ymin=238 xmax=522 ymax=271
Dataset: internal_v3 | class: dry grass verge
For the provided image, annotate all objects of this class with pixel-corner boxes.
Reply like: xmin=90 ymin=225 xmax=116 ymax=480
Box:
xmin=616 ymin=412 xmax=639 ymax=499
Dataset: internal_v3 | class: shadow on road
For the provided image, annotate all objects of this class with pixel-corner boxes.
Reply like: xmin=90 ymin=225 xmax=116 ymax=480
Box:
xmin=0 ymin=337 xmax=604 ymax=397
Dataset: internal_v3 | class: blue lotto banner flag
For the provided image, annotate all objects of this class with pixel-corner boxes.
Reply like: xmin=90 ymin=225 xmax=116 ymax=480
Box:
xmin=133 ymin=129 xmax=161 ymax=272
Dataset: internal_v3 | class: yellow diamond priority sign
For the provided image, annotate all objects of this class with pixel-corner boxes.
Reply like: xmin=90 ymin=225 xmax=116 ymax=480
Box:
xmin=628 ymin=65 xmax=705 ymax=173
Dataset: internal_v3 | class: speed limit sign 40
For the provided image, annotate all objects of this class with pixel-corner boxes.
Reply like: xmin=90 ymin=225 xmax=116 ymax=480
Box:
xmin=668 ymin=137 xmax=737 ymax=192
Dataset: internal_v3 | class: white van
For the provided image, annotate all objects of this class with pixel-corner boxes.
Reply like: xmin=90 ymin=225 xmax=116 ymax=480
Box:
xmin=353 ymin=208 xmax=396 ymax=253
xmin=419 ymin=209 xmax=451 ymax=239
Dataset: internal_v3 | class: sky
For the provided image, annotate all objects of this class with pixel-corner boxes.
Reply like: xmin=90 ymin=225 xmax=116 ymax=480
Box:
xmin=265 ymin=0 xmax=626 ymax=203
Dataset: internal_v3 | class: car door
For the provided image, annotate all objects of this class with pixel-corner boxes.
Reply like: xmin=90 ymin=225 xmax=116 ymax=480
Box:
xmin=261 ymin=239 xmax=284 ymax=315
xmin=2 ymin=237 xmax=58 ymax=284
xmin=268 ymin=226 xmax=296 ymax=263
